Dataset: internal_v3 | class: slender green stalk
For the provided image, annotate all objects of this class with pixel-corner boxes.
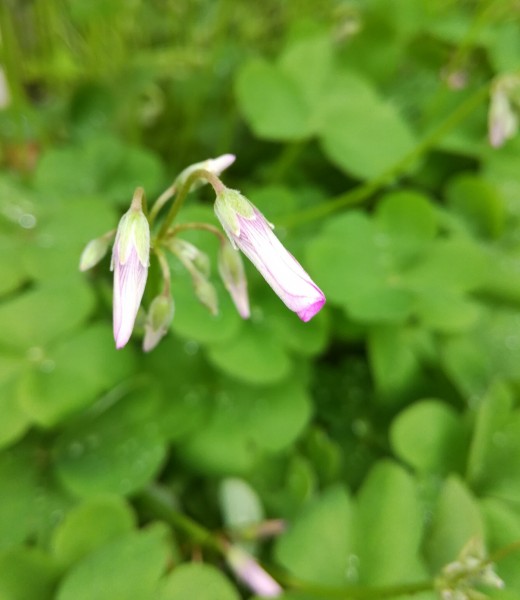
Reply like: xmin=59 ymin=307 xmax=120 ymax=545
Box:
xmin=139 ymin=486 xmax=223 ymax=553
xmin=167 ymin=222 xmax=226 ymax=243
xmin=153 ymin=247 xmax=172 ymax=295
xmin=149 ymin=184 xmax=177 ymax=226
xmin=279 ymin=81 xmax=491 ymax=228
xmin=156 ymin=168 xmax=224 ymax=241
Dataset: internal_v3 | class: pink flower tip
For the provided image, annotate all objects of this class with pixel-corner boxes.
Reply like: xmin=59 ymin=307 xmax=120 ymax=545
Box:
xmin=297 ymin=294 xmax=326 ymax=322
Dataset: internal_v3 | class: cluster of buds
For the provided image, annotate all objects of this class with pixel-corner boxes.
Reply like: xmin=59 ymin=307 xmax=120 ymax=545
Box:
xmin=435 ymin=538 xmax=504 ymax=600
xmin=488 ymin=73 xmax=520 ymax=148
xmin=80 ymin=154 xmax=325 ymax=350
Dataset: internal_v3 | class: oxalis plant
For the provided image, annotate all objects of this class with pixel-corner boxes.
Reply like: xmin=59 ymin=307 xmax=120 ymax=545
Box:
xmin=80 ymin=154 xmax=325 ymax=352
xmin=77 ymin=156 xmax=516 ymax=600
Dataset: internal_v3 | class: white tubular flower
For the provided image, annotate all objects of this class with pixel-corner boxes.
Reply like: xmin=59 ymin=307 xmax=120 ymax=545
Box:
xmin=214 ymin=188 xmax=325 ymax=322
xmin=226 ymin=545 xmax=282 ymax=598
xmin=175 ymin=153 xmax=236 ymax=192
xmin=111 ymin=189 xmax=150 ymax=349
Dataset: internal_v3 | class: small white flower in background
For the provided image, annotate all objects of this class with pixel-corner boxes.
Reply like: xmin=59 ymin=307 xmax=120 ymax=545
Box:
xmin=225 ymin=545 xmax=282 ymax=598
xmin=488 ymin=74 xmax=520 ymax=148
xmin=175 ymin=153 xmax=236 ymax=192
xmin=111 ymin=189 xmax=150 ymax=349
xmin=214 ymin=187 xmax=325 ymax=322
xmin=218 ymin=241 xmax=250 ymax=319
xmin=0 ymin=67 xmax=11 ymax=109
xmin=143 ymin=293 xmax=174 ymax=352
xmin=436 ymin=537 xmax=504 ymax=600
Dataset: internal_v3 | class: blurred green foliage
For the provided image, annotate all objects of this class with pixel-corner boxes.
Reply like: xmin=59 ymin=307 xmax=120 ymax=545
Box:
xmin=1 ymin=0 xmax=520 ymax=598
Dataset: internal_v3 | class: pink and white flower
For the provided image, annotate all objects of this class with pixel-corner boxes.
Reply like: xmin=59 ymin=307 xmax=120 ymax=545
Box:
xmin=226 ymin=545 xmax=282 ymax=598
xmin=111 ymin=189 xmax=150 ymax=349
xmin=214 ymin=188 xmax=325 ymax=322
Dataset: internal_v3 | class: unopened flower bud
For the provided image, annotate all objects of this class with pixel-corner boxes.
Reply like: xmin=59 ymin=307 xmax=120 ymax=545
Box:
xmin=218 ymin=241 xmax=250 ymax=319
xmin=175 ymin=153 xmax=236 ymax=192
xmin=168 ymin=238 xmax=218 ymax=315
xmin=214 ymin=187 xmax=325 ymax=322
xmin=193 ymin=275 xmax=219 ymax=316
xmin=225 ymin=545 xmax=282 ymax=598
xmin=143 ymin=293 xmax=174 ymax=352
xmin=112 ymin=189 xmax=150 ymax=349
xmin=79 ymin=232 xmax=113 ymax=271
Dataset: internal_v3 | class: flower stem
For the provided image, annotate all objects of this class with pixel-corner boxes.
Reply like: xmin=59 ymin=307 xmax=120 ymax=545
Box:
xmin=156 ymin=169 xmax=224 ymax=241
xmin=153 ymin=247 xmax=171 ymax=295
xmin=279 ymin=81 xmax=491 ymax=228
xmin=166 ymin=221 xmax=226 ymax=243
xmin=138 ymin=485 xmax=224 ymax=554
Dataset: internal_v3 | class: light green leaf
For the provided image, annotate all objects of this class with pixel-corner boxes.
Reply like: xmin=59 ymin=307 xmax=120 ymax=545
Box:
xmin=19 ymin=324 xmax=135 ymax=427
xmin=0 ymin=547 xmax=59 ymax=600
xmin=355 ymin=460 xmax=426 ymax=585
xmin=320 ymin=94 xmax=416 ymax=180
xmin=425 ymin=475 xmax=484 ymax=572
xmin=367 ymin=325 xmax=420 ymax=398
xmin=180 ymin=380 xmax=311 ymax=475
xmin=56 ymin=525 xmax=170 ymax=600
xmin=207 ymin=323 xmax=292 ymax=385
xmin=0 ymin=279 xmax=95 ymax=349
xmin=158 ymin=563 xmax=240 ymax=600
xmin=275 ymin=486 xmax=354 ymax=586
xmin=390 ymin=399 xmax=467 ymax=473
xmin=51 ymin=495 xmax=136 ymax=568
xmin=445 ymin=174 xmax=505 ymax=239
xmin=235 ymin=60 xmax=314 ymax=141
xmin=53 ymin=387 xmax=167 ymax=497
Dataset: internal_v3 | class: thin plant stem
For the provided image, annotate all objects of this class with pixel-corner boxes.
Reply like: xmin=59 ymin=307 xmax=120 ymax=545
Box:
xmin=153 ymin=247 xmax=171 ymax=295
xmin=149 ymin=184 xmax=177 ymax=226
xmin=156 ymin=169 xmax=224 ymax=241
xmin=139 ymin=486 xmax=223 ymax=554
xmin=166 ymin=222 xmax=226 ymax=243
xmin=279 ymin=81 xmax=491 ymax=229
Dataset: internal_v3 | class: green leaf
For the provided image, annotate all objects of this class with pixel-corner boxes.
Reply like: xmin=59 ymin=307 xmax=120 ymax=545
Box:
xmin=51 ymin=495 xmax=136 ymax=568
xmin=467 ymin=381 xmax=513 ymax=488
xmin=180 ymin=380 xmax=311 ymax=475
xmin=0 ymin=372 xmax=30 ymax=449
xmin=207 ymin=323 xmax=292 ymax=385
xmin=235 ymin=60 xmax=314 ymax=141
xmin=425 ymin=475 xmax=484 ymax=572
xmin=374 ymin=190 xmax=437 ymax=265
xmin=367 ymin=325 xmax=420 ymax=398
xmin=355 ymin=460 xmax=426 ymax=585
xmin=390 ymin=399 xmax=467 ymax=473
xmin=53 ymin=387 xmax=167 ymax=497
xmin=414 ymin=289 xmax=481 ymax=333
xmin=0 ymin=236 xmax=27 ymax=297
xmin=319 ymin=92 xmax=416 ymax=180
xmin=480 ymin=498 xmax=520 ymax=589
xmin=56 ymin=525 xmax=170 ymax=600
xmin=275 ymin=486 xmax=354 ymax=586
xmin=278 ymin=35 xmax=334 ymax=110
xmin=307 ymin=212 xmax=413 ymax=323
xmin=405 ymin=238 xmax=490 ymax=293
xmin=0 ymin=447 xmax=41 ymax=550
xmin=0 ymin=547 xmax=59 ymax=600
xmin=0 ymin=279 xmax=95 ymax=349
xmin=158 ymin=563 xmax=240 ymax=600
xmin=19 ymin=324 xmax=135 ymax=427
xmin=445 ymin=174 xmax=505 ymax=239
